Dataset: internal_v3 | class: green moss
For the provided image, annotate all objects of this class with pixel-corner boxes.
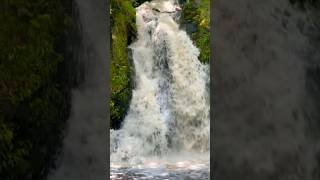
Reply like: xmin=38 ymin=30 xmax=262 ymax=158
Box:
xmin=110 ymin=0 xmax=136 ymax=129
xmin=192 ymin=28 xmax=210 ymax=64
xmin=182 ymin=0 xmax=210 ymax=64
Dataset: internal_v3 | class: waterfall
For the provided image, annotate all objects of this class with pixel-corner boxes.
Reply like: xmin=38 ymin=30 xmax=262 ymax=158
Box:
xmin=111 ymin=0 xmax=210 ymax=165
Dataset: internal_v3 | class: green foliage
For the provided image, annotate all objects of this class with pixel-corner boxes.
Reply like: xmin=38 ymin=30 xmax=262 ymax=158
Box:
xmin=110 ymin=0 xmax=136 ymax=129
xmin=0 ymin=0 xmax=72 ymax=179
xmin=192 ymin=28 xmax=210 ymax=64
xmin=0 ymin=118 xmax=29 ymax=176
xmin=182 ymin=0 xmax=210 ymax=64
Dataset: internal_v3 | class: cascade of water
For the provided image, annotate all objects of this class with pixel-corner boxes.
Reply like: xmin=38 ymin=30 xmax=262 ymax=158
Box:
xmin=111 ymin=0 xmax=210 ymax=164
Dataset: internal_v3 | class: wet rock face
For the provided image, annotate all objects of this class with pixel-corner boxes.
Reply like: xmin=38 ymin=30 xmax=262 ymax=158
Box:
xmin=214 ymin=0 xmax=320 ymax=179
xmin=185 ymin=23 xmax=198 ymax=34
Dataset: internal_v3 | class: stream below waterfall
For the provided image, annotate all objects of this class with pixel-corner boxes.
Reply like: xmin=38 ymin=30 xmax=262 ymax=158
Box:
xmin=111 ymin=159 xmax=209 ymax=180
xmin=110 ymin=0 xmax=210 ymax=179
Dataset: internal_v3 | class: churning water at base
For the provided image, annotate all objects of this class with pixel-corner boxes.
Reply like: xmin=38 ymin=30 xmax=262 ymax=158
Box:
xmin=111 ymin=157 xmax=209 ymax=180
xmin=111 ymin=0 xmax=210 ymax=179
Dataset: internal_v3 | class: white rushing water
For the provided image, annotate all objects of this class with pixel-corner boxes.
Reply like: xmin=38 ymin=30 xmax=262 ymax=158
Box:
xmin=111 ymin=0 xmax=210 ymax=178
